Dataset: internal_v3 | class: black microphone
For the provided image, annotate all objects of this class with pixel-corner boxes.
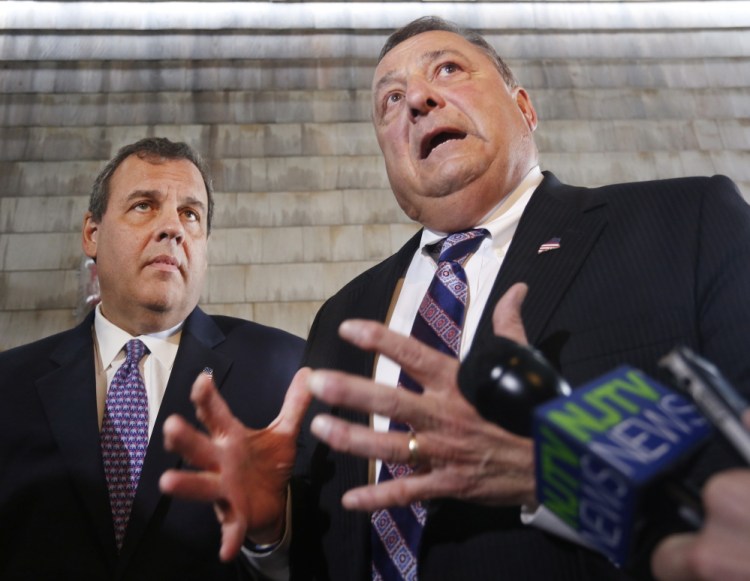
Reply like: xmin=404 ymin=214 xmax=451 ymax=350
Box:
xmin=458 ymin=335 xmax=571 ymax=437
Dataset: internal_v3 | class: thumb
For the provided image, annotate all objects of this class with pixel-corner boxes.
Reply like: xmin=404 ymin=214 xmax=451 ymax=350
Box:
xmin=492 ymin=282 xmax=529 ymax=345
xmin=276 ymin=367 xmax=313 ymax=436
xmin=650 ymin=533 xmax=700 ymax=581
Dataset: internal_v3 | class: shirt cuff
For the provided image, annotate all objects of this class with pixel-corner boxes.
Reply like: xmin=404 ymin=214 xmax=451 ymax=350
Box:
xmin=520 ymin=504 xmax=597 ymax=551
xmin=240 ymin=491 xmax=292 ymax=581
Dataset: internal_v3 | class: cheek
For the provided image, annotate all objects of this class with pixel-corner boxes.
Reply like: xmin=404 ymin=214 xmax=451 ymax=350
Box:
xmin=100 ymin=232 xmax=131 ymax=262
xmin=378 ymin=121 xmax=408 ymax=154
xmin=190 ymin=241 xmax=209 ymax=272
xmin=384 ymin=138 xmax=418 ymax=187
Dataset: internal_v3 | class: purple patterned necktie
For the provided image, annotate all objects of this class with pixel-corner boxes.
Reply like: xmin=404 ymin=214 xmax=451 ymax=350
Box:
xmin=371 ymin=229 xmax=488 ymax=581
xmin=101 ymin=338 xmax=149 ymax=551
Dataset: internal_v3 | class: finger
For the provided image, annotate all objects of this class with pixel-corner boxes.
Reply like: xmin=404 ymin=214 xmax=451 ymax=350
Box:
xmin=162 ymin=414 xmax=219 ymax=470
xmin=650 ymin=533 xmax=700 ymax=581
xmin=492 ymin=282 xmax=529 ymax=344
xmin=218 ymin=519 xmax=248 ymax=562
xmin=190 ymin=371 xmax=240 ymax=436
xmin=702 ymin=468 xmax=750 ymax=526
xmin=311 ymin=414 xmax=413 ymax=465
xmin=338 ymin=320 xmax=459 ymax=393
xmin=274 ymin=367 xmax=314 ymax=436
xmin=159 ymin=468 xmax=222 ymax=503
xmin=308 ymin=370 xmax=430 ymax=428
xmin=341 ymin=472 xmax=438 ymax=511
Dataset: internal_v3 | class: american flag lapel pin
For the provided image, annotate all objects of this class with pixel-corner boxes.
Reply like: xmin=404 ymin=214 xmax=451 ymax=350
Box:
xmin=538 ymin=237 xmax=561 ymax=254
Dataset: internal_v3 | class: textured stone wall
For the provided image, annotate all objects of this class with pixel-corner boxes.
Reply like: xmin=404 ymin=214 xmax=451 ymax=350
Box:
xmin=1 ymin=1 xmax=749 ymax=350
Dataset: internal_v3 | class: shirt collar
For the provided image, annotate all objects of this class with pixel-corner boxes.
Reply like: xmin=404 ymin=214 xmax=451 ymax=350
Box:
xmin=94 ymin=303 xmax=183 ymax=371
xmin=419 ymin=165 xmax=544 ymax=252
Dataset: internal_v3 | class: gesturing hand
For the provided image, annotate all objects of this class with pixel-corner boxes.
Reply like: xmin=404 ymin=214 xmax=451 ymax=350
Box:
xmin=308 ymin=283 xmax=537 ymax=511
xmin=159 ymin=368 xmax=312 ymax=561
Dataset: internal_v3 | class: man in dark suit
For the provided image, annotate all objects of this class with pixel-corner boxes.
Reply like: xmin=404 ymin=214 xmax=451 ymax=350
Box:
xmin=300 ymin=173 xmax=750 ymax=580
xmin=0 ymin=137 xmax=306 ymax=580
xmin=160 ymin=16 xmax=750 ymax=581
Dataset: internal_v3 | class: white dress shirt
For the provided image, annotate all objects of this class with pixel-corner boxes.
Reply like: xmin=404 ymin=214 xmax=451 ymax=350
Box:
xmin=93 ymin=303 xmax=182 ymax=438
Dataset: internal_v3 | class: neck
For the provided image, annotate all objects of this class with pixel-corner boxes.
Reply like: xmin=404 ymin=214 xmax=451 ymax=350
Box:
xmin=98 ymin=303 xmax=188 ymax=336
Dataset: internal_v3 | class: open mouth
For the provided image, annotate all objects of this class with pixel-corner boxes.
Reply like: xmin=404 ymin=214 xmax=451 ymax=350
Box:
xmin=420 ymin=131 xmax=467 ymax=159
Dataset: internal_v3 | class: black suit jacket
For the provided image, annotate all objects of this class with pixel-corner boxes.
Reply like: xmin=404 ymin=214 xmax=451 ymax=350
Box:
xmin=0 ymin=307 xmax=304 ymax=581
xmin=292 ymin=172 xmax=750 ymax=580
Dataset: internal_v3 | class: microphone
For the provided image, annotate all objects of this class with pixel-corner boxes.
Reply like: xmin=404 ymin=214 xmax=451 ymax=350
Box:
xmin=660 ymin=346 xmax=750 ymax=465
xmin=458 ymin=335 xmax=571 ymax=437
xmin=459 ymin=338 xmax=747 ymax=571
xmin=533 ymin=364 xmax=711 ymax=568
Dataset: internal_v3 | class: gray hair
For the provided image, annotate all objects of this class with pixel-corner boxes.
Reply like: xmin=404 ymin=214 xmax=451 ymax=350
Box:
xmin=378 ymin=16 xmax=519 ymax=89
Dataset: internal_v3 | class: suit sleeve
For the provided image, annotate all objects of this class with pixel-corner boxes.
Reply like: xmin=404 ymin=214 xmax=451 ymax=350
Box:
xmin=693 ymin=176 xmax=750 ymax=391
xmin=684 ymin=176 xmax=750 ymax=479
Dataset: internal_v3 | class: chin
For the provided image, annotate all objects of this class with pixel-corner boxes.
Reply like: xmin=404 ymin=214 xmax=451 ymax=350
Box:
xmin=141 ymin=291 xmax=180 ymax=314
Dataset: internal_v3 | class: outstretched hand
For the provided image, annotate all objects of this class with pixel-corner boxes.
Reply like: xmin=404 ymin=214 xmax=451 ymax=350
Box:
xmin=159 ymin=368 xmax=312 ymax=561
xmin=308 ymin=283 xmax=536 ymax=511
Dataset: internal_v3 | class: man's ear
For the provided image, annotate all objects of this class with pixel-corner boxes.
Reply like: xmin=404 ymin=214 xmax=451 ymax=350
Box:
xmin=514 ymin=88 xmax=538 ymax=132
xmin=82 ymin=212 xmax=99 ymax=260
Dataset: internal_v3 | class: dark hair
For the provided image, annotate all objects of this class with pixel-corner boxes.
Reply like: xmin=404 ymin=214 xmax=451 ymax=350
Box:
xmin=378 ymin=16 xmax=519 ymax=89
xmin=88 ymin=137 xmax=215 ymax=234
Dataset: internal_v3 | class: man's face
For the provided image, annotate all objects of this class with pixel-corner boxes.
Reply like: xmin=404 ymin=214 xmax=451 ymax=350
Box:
xmin=372 ymin=30 xmax=538 ymax=232
xmin=82 ymin=154 xmax=209 ymax=334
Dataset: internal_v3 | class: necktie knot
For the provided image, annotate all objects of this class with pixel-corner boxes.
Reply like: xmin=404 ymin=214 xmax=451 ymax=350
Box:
xmin=124 ymin=338 xmax=147 ymax=365
xmin=438 ymin=228 xmax=488 ymax=265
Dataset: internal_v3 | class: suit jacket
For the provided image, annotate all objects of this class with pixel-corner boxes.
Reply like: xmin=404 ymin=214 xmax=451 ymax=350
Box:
xmin=291 ymin=172 xmax=750 ymax=580
xmin=0 ymin=307 xmax=304 ymax=581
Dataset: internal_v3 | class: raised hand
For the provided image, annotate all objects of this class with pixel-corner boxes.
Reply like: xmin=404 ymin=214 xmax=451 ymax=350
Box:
xmin=308 ymin=283 xmax=536 ymax=511
xmin=159 ymin=368 xmax=312 ymax=561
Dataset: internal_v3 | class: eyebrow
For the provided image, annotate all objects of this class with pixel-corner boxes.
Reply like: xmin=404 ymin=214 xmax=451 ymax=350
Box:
xmin=124 ymin=189 xmax=160 ymax=204
xmin=125 ymin=190 xmax=206 ymax=212
xmin=373 ymin=48 xmax=464 ymax=95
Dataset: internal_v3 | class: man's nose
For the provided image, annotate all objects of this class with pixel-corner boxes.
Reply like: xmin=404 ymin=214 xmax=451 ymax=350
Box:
xmin=156 ymin=211 xmax=185 ymax=243
xmin=406 ymin=78 xmax=444 ymax=121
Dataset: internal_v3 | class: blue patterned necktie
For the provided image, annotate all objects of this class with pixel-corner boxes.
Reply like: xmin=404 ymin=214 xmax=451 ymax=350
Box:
xmin=371 ymin=229 xmax=488 ymax=581
xmin=101 ymin=338 xmax=149 ymax=551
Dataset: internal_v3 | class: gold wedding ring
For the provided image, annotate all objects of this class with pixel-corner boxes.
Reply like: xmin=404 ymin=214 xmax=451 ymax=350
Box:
xmin=408 ymin=432 xmax=420 ymax=468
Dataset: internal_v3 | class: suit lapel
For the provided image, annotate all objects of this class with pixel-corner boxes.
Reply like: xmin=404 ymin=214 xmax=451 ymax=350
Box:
xmin=35 ymin=314 xmax=118 ymax=564
xmin=335 ymin=231 xmax=421 ymax=379
xmin=119 ymin=308 xmax=232 ymax=566
xmin=476 ymin=172 xmax=608 ymax=350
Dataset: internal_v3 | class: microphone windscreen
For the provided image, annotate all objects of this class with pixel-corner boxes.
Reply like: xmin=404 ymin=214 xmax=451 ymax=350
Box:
xmin=460 ymin=336 xmax=570 ymax=436
xmin=533 ymin=366 xmax=711 ymax=567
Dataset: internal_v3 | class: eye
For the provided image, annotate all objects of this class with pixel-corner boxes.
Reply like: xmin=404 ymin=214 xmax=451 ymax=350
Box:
xmin=385 ymin=92 xmax=404 ymax=108
xmin=437 ymin=62 xmax=460 ymax=76
xmin=133 ymin=201 xmax=151 ymax=212
xmin=182 ymin=209 xmax=200 ymax=222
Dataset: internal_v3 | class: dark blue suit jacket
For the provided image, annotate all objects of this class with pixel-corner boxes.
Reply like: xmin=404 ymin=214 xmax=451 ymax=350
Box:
xmin=292 ymin=172 xmax=750 ymax=580
xmin=0 ymin=307 xmax=304 ymax=580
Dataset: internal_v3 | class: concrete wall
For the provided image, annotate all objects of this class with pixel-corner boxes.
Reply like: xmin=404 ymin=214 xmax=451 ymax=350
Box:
xmin=1 ymin=1 xmax=749 ymax=350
